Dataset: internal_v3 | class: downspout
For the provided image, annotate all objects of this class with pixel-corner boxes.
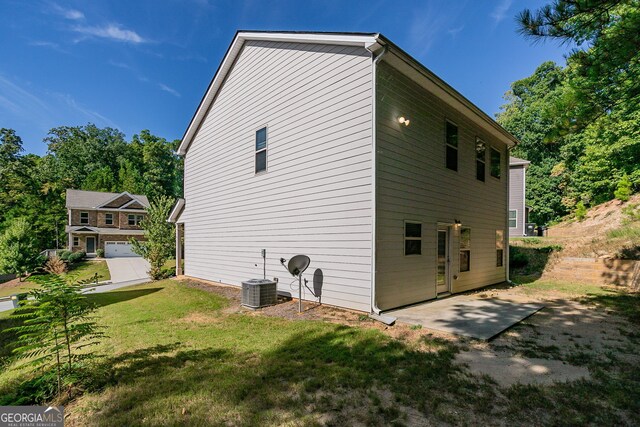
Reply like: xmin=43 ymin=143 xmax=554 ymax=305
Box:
xmin=366 ymin=43 xmax=396 ymax=326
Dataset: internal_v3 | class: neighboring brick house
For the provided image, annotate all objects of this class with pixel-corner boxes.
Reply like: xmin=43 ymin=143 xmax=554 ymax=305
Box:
xmin=65 ymin=189 xmax=150 ymax=257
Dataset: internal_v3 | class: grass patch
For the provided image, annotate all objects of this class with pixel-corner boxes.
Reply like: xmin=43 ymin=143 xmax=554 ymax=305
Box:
xmin=519 ymin=280 xmax=614 ymax=297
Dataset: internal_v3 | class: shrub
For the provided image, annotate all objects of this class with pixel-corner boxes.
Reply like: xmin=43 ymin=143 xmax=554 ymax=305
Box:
xmin=58 ymin=250 xmax=72 ymax=261
xmin=0 ymin=218 xmax=43 ymax=281
xmin=67 ymin=251 xmax=86 ymax=264
xmin=44 ymin=256 xmax=67 ymax=274
xmin=510 ymin=251 xmax=529 ymax=269
xmin=96 ymin=248 xmax=105 ymax=258
xmin=575 ymin=201 xmax=587 ymax=221
xmin=614 ymin=175 xmax=633 ymax=202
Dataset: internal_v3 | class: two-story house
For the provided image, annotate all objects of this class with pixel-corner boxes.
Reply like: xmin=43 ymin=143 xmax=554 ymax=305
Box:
xmin=66 ymin=189 xmax=149 ymax=257
xmin=170 ymin=31 xmax=519 ymax=313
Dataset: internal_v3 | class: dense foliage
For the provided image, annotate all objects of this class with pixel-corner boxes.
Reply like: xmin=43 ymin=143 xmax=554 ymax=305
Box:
xmin=0 ymin=218 xmax=44 ymax=281
xmin=130 ymin=195 xmax=176 ymax=280
xmin=0 ymin=125 xmax=182 ymax=253
xmin=499 ymin=0 xmax=640 ymax=223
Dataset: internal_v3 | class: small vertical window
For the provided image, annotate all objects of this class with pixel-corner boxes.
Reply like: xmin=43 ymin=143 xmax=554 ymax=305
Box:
xmin=73 ymin=237 xmax=79 ymax=247
xmin=255 ymin=127 xmax=267 ymax=174
xmin=509 ymin=210 xmax=517 ymax=228
xmin=445 ymin=121 xmax=458 ymax=171
xmin=459 ymin=227 xmax=471 ymax=272
xmin=80 ymin=212 xmax=89 ymax=224
xmin=476 ymin=138 xmax=486 ymax=182
xmin=128 ymin=214 xmax=136 ymax=226
xmin=105 ymin=213 xmax=113 ymax=225
xmin=490 ymin=147 xmax=501 ymax=178
xmin=404 ymin=222 xmax=422 ymax=255
xmin=496 ymin=229 xmax=504 ymax=267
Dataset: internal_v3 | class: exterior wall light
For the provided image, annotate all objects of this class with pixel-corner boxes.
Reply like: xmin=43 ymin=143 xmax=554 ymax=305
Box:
xmin=398 ymin=116 xmax=410 ymax=126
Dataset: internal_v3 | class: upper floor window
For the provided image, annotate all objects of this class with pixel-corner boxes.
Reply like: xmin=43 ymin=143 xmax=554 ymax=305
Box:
xmin=128 ymin=214 xmax=144 ymax=226
xmin=445 ymin=121 xmax=458 ymax=171
xmin=255 ymin=127 xmax=267 ymax=174
xmin=80 ymin=211 xmax=89 ymax=224
xmin=105 ymin=213 xmax=113 ymax=225
xmin=404 ymin=221 xmax=422 ymax=255
xmin=476 ymin=138 xmax=486 ymax=182
xmin=490 ymin=147 xmax=501 ymax=178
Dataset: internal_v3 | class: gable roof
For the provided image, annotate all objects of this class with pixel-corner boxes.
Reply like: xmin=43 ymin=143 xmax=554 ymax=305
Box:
xmin=167 ymin=198 xmax=185 ymax=223
xmin=509 ymin=156 xmax=531 ymax=167
xmin=66 ymin=189 xmax=150 ymax=210
xmin=178 ymin=30 xmax=519 ymax=156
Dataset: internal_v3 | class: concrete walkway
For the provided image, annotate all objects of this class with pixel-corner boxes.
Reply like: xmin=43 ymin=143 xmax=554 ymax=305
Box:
xmin=387 ymin=295 xmax=543 ymax=340
xmin=105 ymin=257 xmax=150 ymax=283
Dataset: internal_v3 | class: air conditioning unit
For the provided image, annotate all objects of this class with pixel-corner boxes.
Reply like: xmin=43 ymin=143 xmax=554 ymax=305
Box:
xmin=241 ymin=279 xmax=278 ymax=309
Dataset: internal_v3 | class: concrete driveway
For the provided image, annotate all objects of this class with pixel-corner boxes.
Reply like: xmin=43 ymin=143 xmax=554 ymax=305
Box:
xmin=105 ymin=257 xmax=150 ymax=284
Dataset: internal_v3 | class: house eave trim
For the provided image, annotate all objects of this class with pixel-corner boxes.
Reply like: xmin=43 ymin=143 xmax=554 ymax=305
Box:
xmin=167 ymin=198 xmax=185 ymax=223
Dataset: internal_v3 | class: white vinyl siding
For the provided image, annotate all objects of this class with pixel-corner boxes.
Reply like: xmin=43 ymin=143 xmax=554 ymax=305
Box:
xmin=181 ymin=40 xmax=373 ymax=311
xmin=374 ymin=61 xmax=509 ymax=310
xmin=508 ymin=164 xmax=527 ymax=236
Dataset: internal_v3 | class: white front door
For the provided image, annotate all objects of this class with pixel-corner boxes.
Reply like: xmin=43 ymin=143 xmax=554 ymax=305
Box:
xmin=436 ymin=227 xmax=450 ymax=294
xmin=104 ymin=241 xmax=139 ymax=258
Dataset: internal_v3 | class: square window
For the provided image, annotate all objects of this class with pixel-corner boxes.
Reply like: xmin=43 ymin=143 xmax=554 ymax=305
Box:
xmin=490 ymin=147 xmax=501 ymax=178
xmin=255 ymin=127 xmax=267 ymax=174
xmin=404 ymin=222 xmax=422 ymax=255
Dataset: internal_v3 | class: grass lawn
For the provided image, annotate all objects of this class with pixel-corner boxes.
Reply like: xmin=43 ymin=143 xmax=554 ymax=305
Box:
xmin=1 ymin=279 xmax=639 ymax=425
xmin=0 ymin=261 xmax=111 ymax=299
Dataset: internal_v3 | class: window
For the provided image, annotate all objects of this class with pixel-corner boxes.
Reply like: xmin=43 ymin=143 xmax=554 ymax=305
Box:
xmin=459 ymin=227 xmax=471 ymax=272
xmin=509 ymin=210 xmax=517 ymax=228
xmin=73 ymin=236 xmax=79 ymax=247
xmin=490 ymin=147 xmax=501 ymax=178
xmin=404 ymin=222 xmax=422 ymax=255
xmin=496 ymin=229 xmax=505 ymax=267
xmin=476 ymin=138 xmax=486 ymax=182
xmin=445 ymin=121 xmax=458 ymax=171
xmin=128 ymin=214 xmax=143 ymax=226
xmin=80 ymin=211 xmax=89 ymax=224
xmin=105 ymin=213 xmax=113 ymax=225
xmin=255 ymin=127 xmax=267 ymax=174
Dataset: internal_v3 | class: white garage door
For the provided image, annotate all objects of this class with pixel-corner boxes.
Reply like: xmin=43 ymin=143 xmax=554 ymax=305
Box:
xmin=104 ymin=241 xmax=140 ymax=258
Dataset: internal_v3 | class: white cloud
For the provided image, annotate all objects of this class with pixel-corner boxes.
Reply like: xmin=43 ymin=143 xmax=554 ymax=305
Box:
xmin=490 ymin=0 xmax=513 ymax=24
xmin=72 ymin=24 xmax=147 ymax=44
xmin=51 ymin=3 xmax=85 ymax=20
xmin=158 ymin=83 xmax=180 ymax=97
xmin=447 ymin=26 xmax=464 ymax=38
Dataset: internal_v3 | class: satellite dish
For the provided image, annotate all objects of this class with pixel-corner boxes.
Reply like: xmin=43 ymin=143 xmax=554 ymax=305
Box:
xmin=280 ymin=254 xmax=311 ymax=313
xmin=287 ymin=255 xmax=310 ymax=277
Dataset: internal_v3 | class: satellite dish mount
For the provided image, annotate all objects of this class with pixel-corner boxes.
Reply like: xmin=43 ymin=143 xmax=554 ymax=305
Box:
xmin=280 ymin=255 xmax=311 ymax=313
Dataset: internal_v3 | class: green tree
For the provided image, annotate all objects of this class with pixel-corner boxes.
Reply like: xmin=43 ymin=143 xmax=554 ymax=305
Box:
xmin=7 ymin=274 xmax=105 ymax=397
xmin=0 ymin=218 xmax=43 ymax=281
xmin=130 ymin=196 xmax=175 ymax=279
xmin=575 ymin=200 xmax=587 ymax=221
xmin=83 ymin=166 xmax=116 ymax=192
xmin=614 ymin=174 xmax=633 ymax=201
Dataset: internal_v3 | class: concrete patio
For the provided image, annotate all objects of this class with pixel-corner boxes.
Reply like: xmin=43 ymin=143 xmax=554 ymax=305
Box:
xmin=386 ymin=294 xmax=544 ymax=340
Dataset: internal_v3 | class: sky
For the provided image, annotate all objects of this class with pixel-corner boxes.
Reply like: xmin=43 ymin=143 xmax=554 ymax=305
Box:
xmin=0 ymin=0 xmax=569 ymax=155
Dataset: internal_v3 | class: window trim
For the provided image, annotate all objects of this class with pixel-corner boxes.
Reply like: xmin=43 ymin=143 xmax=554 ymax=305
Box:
xmin=490 ymin=147 xmax=502 ymax=179
xmin=80 ymin=211 xmax=89 ymax=225
xmin=475 ymin=137 xmax=486 ymax=182
xmin=404 ymin=220 xmax=422 ymax=256
xmin=255 ymin=126 xmax=268 ymax=175
xmin=509 ymin=209 xmax=517 ymax=229
xmin=105 ymin=213 xmax=113 ymax=225
xmin=444 ymin=119 xmax=458 ymax=172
